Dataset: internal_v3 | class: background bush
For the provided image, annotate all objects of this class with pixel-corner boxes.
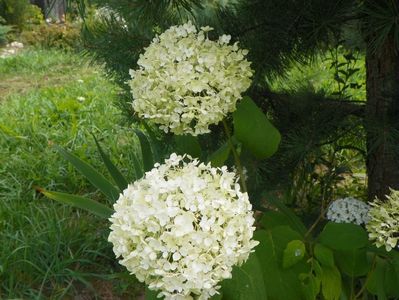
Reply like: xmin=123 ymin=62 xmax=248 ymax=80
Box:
xmin=20 ymin=22 xmax=82 ymax=51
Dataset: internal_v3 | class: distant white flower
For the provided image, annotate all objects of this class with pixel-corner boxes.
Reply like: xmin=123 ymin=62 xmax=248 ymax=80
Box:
xmin=77 ymin=96 xmax=86 ymax=102
xmin=326 ymin=197 xmax=370 ymax=225
xmin=108 ymin=153 xmax=258 ymax=300
xmin=129 ymin=21 xmax=253 ymax=136
xmin=77 ymin=79 xmax=84 ymax=83
xmin=367 ymin=189 xmax=399 ymax=252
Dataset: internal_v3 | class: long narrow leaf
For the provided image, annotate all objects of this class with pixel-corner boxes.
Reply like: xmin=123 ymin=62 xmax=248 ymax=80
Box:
xmin=132 ymin=154 xmax=144 ymax=180
xmin=134 ymin=130 xmax=154 ymax=172
xmin=142 ymin=122 xmax=161 ymax=163
xmin=92 ymin=134 xmax=128 ymax=191
xmin=207 ymin=141 xmax=230 ymax=167
xmin=56 ymin=146 xmax=120 ymax=202
xmin=39 ymin=189 xmax=113 ymax=219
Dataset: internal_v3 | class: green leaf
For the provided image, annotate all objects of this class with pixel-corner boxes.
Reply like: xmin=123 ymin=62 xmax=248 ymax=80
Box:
xmin=145 ymin=287 xmax=161 ymax=300
xmin=174 ymin=134 xmax=201 ymax=158
xmin=56 ymin=146 xmax=120 ymax=201
xmin=221 ymin=253 xmax=267 ymax=300
xmin=314 ymin=244 xmax=334 ymax=268
xmin=233 ymin=96 xmax=281 ymax=159
xmin=134 ymin=129 xmax=154 ymax=172
xmin=92 ymin=134 xmax=128 ymax=191
xmin=40 ymin=189 xmax=113 ymax=219
xmin=320 ymin=266 xmax=341 ymax=300
xmin=318 ymin=222 xmax=368 ymax=251
xmin=299 ymin=271 xmax=321 ymax=300
xmin=208 ymin=142 xmax=230 ymax=167
xmin=385 ymin=260 xmax=399 ymax=298
xmin=283 ymin=240 xmax=306 ymax=269
xmin=131 ymin=154 xmax=144 ymax=180
xmin=335 ymin=248 xmax=369 ymax=277
xmin=366 ymin=257 xmax=387 ymax=300
xmin=260 ymin=211 xmax=294 ymax=230
xmin=254 ymin=227 xmax=309 ymax=300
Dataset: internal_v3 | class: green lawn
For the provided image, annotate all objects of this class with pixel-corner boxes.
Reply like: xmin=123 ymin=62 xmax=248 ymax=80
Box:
xmin=0 ymin=49 xmax=142 ymax=299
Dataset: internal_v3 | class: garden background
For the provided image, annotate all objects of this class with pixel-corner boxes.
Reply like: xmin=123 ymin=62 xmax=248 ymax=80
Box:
xmin=1 ymin=0 xmax=398 ymax=299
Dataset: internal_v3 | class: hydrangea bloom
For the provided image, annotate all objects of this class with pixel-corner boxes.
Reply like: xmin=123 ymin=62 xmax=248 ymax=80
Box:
xmin=326 ymin=197 xmax=370 ymax=225
xmin=129 ymin=21 xmax=253 ymax=136
xmin=367 ymin=189 xmax=399 ymax=251
xmin=108 ymin=153 xmax=258 ymax=299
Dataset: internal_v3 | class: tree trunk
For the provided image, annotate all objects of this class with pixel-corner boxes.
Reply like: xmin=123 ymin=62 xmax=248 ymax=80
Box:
xmin=366 ymin=35 xmax=399 ymax=201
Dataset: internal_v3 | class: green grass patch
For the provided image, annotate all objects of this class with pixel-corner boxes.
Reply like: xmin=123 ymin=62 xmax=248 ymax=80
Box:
xmin=0 ymin=49 xmax=142 ymax=298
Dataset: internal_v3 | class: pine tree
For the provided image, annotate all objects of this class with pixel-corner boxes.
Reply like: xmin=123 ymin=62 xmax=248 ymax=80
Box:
xmin=72 ymin=0 xmax=399 ymax=201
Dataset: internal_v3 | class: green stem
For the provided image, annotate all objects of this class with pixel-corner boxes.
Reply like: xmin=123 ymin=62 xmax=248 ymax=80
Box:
xmin=222 ymin=119 xmax=248 ymax=193
xmin=304 ymin=206 xmax=326 ymax=239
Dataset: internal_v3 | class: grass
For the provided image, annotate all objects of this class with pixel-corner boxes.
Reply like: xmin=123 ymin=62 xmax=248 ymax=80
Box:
xmin=0 ymin=49 xmax=143 ymax=299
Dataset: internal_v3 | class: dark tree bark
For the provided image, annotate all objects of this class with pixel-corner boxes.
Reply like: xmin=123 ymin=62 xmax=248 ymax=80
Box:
xmin=365 ymin=35 xmax=399 ymax=201
xmin=31 ymin=0 xmax=66 ymax=21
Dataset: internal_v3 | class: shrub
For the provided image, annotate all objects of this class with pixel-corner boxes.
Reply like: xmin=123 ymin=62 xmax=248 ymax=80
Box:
xmin=20 ymin=22 xmax=82 ymax=51
xmin=0 ymin=0 xmax=43 ymax=30
xmin=0 ymin=23 xmax=12 ymax=46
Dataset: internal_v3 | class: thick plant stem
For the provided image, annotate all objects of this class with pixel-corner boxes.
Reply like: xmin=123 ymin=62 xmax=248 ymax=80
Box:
xmin=222 ymin=119 xmax=248 ymax=193
xmin=304 ymin=207 xmax=326 ymax=239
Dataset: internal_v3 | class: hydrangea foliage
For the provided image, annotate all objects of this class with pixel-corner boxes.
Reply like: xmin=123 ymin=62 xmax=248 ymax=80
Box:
xmin=326 ymin=197 xmax=370 ymax=225
xmin=108 ymin=153 xmax=258 ymax=299
xmin=367 ymin=189 xmax=399 ymax=251
xmin=129 ymin=21 xmax=253 ymax=136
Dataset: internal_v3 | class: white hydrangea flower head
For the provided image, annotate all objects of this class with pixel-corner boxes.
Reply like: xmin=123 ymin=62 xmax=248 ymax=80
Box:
xmin=108 ymin=153 xmax=258 ymax=300
xmin=129 ymin=21 xmax=253 ymax=136
xmin=366 ymin=189 xmax=399 ymax=252
xmin=326 ymin=197 xmax=370 ymax=225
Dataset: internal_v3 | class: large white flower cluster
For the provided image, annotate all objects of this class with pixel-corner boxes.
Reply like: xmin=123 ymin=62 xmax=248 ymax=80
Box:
xmin=129 ymin=21 xmax=253 ymax=136
xmin=326 ymin=197 xmax=370 ymax=225
xmin=367 ymin=189 xmax=399 ymax=252
xmin=108 ymin=153 xmax=258 ymax=299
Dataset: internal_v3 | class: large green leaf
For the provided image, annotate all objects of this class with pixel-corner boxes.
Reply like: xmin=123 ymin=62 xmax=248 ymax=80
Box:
xmin=386 ymin=253 xmax=399 ymax=298
xmin=320 ymin=266 xmax=341 ymax=300
xmin=134 ymin=129 xmax=154 ymax=172
xmin=299 ymin=269 xmax=321 ymax=300
xmin=208 ymin=142 xmax=230 ymax=167
xmin=255 ymin=227 xmax=308 ymax=300
xmin=261 ymin=211 xmax=292 ymax=229
xmin=385 ymin=260 xmax=399 ymax=298
xmin=56 ymin=146 xmax=120 ymax=201
xmin=318 ymin=222 xmax=368 ymax=251
xmin=40 ymin=189 xmax=113 ymax=219
xmin=233 ymin=96 xmax=281 ymax=159
xmin=366 ymin=257 xmax=387 ymax=300
xmin=221 ymin=253 xmax=267 ymax=300
xmin=92 ymin=134 xmax=128 ymax=191
xmin=283 ymin=240 xmax=306 ymax=269
xmin=335 ymin=248 xmax=369 ymax=277
xmin=174 ymin=134 xmax=202 ymax=158
xmin=314 ymin=244 xmax=334 ymax=268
